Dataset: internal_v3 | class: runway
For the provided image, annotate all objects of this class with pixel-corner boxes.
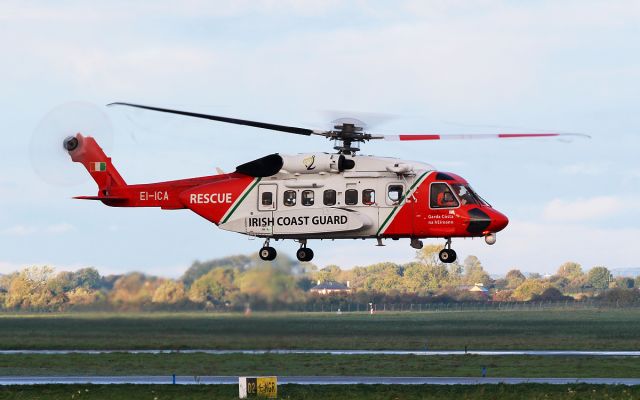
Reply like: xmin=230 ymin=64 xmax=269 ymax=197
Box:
xmin=2 ymin=376 xmax=640 ymax=385
xmin=1 ymin=349 xmax=639 ymax=356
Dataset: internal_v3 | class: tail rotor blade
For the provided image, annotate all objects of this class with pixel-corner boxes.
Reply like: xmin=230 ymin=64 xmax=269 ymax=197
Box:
xmin=29 ymin=102 xmax=114 ymax=186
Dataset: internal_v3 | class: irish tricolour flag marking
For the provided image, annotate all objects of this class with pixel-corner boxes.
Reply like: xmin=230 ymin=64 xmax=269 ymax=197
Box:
xmin=89 ymin=162 xmax=106 ymax=172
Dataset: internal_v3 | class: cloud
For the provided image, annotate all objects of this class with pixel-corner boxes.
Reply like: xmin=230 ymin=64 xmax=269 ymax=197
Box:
xmin=0 ymin=223 xmax=76 ymax=236
xmin=45 ymin=223 xmax=75 ymax=234
xmin=560 ymin=162 xmax=611 ymax=176
xmin=0 ymin=225 xmax=37 ymax=236
xmin=542 ymin=196 xmax=625 ymax=222
xmin=0 ymin=0 xmax=344 ymax=22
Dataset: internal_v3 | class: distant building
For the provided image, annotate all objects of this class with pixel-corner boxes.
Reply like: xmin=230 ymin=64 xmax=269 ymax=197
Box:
xmin=469 ymin=283 xmax=489 ymax=294
xmin=456 ymin=283 xmax=490 ymax=295
xmin=310 ymin=280 xmax=352 ymax=295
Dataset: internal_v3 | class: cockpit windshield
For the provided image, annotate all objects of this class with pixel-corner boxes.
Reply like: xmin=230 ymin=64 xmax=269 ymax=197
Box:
xmin=451 ymin=184 xmax=489 ymax=206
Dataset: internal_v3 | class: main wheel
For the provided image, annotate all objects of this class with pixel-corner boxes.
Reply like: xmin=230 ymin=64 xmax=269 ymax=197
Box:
xmin=439 ymin=249 xmax=457 ymax=263
xmin=296 ymin=247 xmax=314 ymax=262
xmin=259 ymin=246 xmax=277 ymax=261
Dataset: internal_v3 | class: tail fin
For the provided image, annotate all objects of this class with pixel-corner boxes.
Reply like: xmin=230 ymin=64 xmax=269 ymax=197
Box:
xmin=64 ymin=133 xmax=126 ymax=196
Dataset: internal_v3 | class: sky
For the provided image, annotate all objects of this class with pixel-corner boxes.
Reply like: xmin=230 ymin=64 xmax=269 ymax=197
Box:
xmin=1 ymin=0 xmax=639 ymax=278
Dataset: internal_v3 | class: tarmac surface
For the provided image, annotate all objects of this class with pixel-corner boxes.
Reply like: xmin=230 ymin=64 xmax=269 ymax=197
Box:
xmin=2 ymin=349 xmax=640 ymax=356
xmin=2 ymin=376 xmax=640 ymax=385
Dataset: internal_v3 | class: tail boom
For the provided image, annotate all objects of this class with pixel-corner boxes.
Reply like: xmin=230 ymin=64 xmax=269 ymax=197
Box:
xmin=67 ymin=133 xmax=244 ymax=210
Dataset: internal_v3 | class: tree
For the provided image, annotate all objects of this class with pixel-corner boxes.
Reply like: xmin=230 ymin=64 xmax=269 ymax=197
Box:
xmin=463 ymin=256 xmax=491 ymax=286
xmin=188 ymin=267 xmax=238 ymax=304
xmin=47 ymin=271 xmax=77 ymax=295
xmin=110 ymin=272 xmax=159 ymax=304
xmin=67 ymin=287 xmax=101 ymax=306
xmin=181 ymin=253 xmax=301 ymax=287
xmin=532 ymin=287 xmax=570 ymax=302
xmin=4 ymin=266 xmax=56 ymax=310
xmin=505 ymin=269 xmax=526 ymax=289
xmin=181 ymin=255 xmax=252 ymax=286
xmin=548 ymin=275 xmax=570 ymax=289
xmin=587 ymin=266 xmax=612 ymax=290
xmin=238 ymin=265 xmax=301 ymax=305
xmin=416 ymin=244 xmax=445 ymax=265
xmin=512 ymin=280 xmax=549 ymax=301
xmin=402 ymin=262 xmax=448 ymax=292
xmin=557 ymin=262 xmax=583 ymax=281
xmin=493 ymin=290 xmax=513 ymax=301
xmin=314 ymin=265 xmax=343 ymax=284
xmin=152 ymin=280 xmax=187 ymax=304
xmin=601 ymin=288 xmax=640 ymax=306
xmin=351 ymin=262 xmax=403 ymax=292
xmin=73 ymin=268 xmax=101 ymax=290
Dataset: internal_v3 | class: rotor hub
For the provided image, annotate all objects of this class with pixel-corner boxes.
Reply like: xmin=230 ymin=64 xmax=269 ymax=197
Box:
xmin=330 ymin=121 xmax=371 ymax=155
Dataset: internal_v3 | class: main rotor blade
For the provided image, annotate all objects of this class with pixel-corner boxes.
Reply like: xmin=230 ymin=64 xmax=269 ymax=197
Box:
xmin=108 ymin=102 xmax=324 ymax=137
xmin=381 ymin=133 xmax=591 ymax=141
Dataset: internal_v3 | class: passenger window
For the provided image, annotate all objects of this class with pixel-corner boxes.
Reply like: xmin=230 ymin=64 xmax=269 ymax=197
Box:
xmin=302 ymin=190 xmax=314 ymax=206
xmin=262 ymin=192 xmax=273 ymax=206
xmin=345 ymin=189 xmax=358 ymax=205
xmin=283 ymin=190 xmax=296 ymax=207
xmin=430 ymin=183 xmax=459 ymax=208
xmin=323 ymin=189 xmax=336 ymax=206
xmin=388 ymin=185 xmax=403 ymax=204
xmin=362 ymin=189 xmax=375 ymax=205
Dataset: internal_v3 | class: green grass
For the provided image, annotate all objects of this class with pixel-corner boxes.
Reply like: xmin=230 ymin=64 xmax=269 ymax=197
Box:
xmin=1 ymin=309 xmax=640 ymax=350
xmin=0 ymin=353 xmax=639 ymax=378
xmin=1 ymin=384 xmax=639 ymax=400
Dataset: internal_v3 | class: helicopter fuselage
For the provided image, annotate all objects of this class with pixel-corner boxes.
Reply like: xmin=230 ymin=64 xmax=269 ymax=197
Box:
xmin=67 ymin=133 xmax=508 ymax=263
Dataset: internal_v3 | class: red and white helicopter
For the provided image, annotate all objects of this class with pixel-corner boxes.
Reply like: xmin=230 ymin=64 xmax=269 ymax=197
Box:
xmin=61 ymin=103 xmax=586 ymax=263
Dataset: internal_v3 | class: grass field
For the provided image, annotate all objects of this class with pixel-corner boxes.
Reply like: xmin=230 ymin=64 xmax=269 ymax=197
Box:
xmin=0 ymin=353 xmax=639 ymax=378
xmin=1 ymin=384 xmax=639 ymax=400
xmin=1 ymin=309 xmax=639 ymax=350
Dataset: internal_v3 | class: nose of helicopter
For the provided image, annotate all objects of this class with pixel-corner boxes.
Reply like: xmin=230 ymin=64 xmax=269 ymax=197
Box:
xmin=488 ymin=209 xmax=509 ymax=232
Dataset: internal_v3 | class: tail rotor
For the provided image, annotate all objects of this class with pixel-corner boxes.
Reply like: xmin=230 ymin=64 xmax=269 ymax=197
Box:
xmin=29 ymin=102 xmax=114 ymax=186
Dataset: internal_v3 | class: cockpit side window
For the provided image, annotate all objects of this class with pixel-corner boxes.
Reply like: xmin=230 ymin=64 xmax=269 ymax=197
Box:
xmin=430 ymin=182 xmax=459 ymax=209
xmin=451 ymin=184 xmax=479 ymax=206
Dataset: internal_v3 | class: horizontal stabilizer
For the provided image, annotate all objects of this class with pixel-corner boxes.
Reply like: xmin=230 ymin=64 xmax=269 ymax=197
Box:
xmin=73 ymin=195 xmax=128 ymax=201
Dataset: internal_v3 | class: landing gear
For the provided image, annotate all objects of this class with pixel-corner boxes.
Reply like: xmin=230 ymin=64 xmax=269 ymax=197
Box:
xmin=410 ymin=238 xmax=424 ymax=250
xmin=259 ymin=239 xmax=277 ymax=261
xmin=296 ymin=247 xmax=314 ymax=262
xmin=296 ymin=240 xmax=314 ymax=262
xmin=439 ymin=249 xmax=456 ymax=263
xmin=438 ymin=237 xmax=457 ymax=263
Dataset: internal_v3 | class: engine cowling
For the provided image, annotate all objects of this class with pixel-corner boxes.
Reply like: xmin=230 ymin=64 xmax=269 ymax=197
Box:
xmin=281 ymin=153 xmax=349 ymax=174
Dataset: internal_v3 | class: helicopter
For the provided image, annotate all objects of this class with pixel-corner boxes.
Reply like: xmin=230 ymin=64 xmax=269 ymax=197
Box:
xmin=62 ymin=102 xmax=587 ymax=263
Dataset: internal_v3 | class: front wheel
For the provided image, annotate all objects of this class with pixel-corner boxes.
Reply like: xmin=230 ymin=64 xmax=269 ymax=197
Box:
xmin=439 ymin=249 xmax=457 ymax=263
xmin=259 ymin=246 xmax=277 ymax=261
xmin=296 ymin=248 xmax=314 ymax=262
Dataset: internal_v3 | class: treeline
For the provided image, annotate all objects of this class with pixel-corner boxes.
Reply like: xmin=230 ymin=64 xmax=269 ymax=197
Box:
xmin=0 ymin=245 xmax=637 ymax=311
